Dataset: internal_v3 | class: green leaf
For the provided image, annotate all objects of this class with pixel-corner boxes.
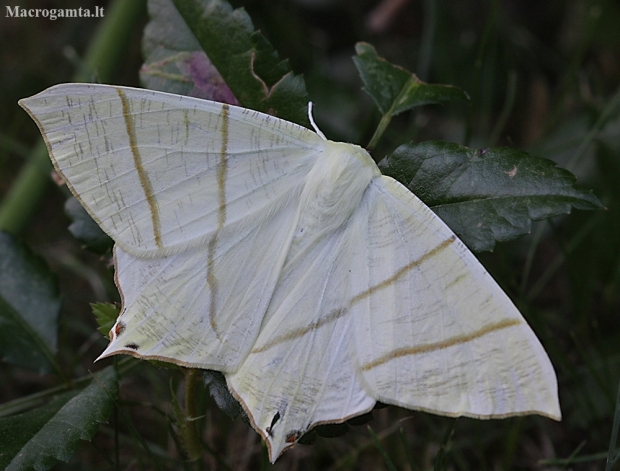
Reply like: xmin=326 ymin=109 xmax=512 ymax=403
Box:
xmin=353 ymin=42 xmax=468 ymax=117
xmin=92 ymin=302 xmax=120 ymax=339
xmin=0 ymin=232 xmax=60 ymax=374
xmin=171 ymin=0 xmax=309 ymax=126
xmin=379 ymin=141 xmax=604 ymax=252
xmin=0 ymin=366 xmax=119 ymax=470
xmin=65 ymin=198 xmax=113 ymax=255
xmin=141 ymin=0 xmax=238 ymax=103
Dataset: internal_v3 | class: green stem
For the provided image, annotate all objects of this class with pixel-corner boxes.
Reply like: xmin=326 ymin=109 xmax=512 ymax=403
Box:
xmin=464 ymin=0 xmax=499 ymax=146
xmin=0 ymin=0 xmax=146 ymax=235
xmin=368 ymin=425 xmax=398 ymax=471
xmin=567 ymin=85 xmax=620 ymax=172
xmin=606 ymin=380 xmax=620 ymax=471
xmin=182 ymin=369 xmax=203 ymax=461
xmin=546 ymin=4 xmax=601 ymax=133
xmin=417 ymin=0 xmax=437 ymax=81
xmin=519 ymin=221 xmax=546 ymax=295
xmin=75 ymin=0 xmax=147 ymax=83
xmin=367 ymin=113 xmax=392 ymax=152
xmin=0 ymin=145 xmax=51 ymax=235
xmin=526 ymin=214 xmax=601 ymax=302
xmin=488 ymin=70 xmax=517 ymax=146
xmin=398 ymin=426 xmax=416 ymax=471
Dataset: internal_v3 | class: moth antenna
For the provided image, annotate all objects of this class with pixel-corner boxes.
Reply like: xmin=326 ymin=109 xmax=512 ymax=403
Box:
xmin=308 ymin=102 xmax=327 ymax=140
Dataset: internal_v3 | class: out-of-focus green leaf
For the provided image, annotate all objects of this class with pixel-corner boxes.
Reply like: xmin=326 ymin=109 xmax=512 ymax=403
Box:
xmin=141 ymin=0 xmax=238 ymax=103
xmin=0 ymin=366 xmax=119 ymax=471
xmin=92 ymin=302 xmax=120 ymax=339
xmin=0 ymin=232 xmax=60 ymax=374
xmin=64 ymin=198 xmax=113 ymax=255
xmin=379 ymin=141 xmax=604 ymax=252
xmin=353 ymin=42 xmax=468 ymax=117
xmin=171 ymin=0 xmax=309 ymax=126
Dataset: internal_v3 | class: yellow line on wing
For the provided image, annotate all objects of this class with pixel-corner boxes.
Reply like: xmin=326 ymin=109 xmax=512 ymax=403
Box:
xmin=116 ymin=88 xmax=162 ymax=249
xmin=183 ymin=109 xmax=190 ymax=144
xmin=250 ymin=236 xmax=457 ymax=354
xmin=251 ymin=308 xmax=348 ymax=354
xmin=207 ymin=104 xmax=230 ymax=337
xmin=360 ymin=318 xmax=522 ymax=371
xmin=350 ymin=235 xmax=456 ymax=305
xmin=217 ymin=105 xmax=229 ymax=227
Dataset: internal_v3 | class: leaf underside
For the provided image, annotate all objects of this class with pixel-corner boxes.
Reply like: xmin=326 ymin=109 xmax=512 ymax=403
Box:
xmin=142 ymin=0 xmax=238 ymax=104
xmin=171 ymin=0 xmax=309 ymax=126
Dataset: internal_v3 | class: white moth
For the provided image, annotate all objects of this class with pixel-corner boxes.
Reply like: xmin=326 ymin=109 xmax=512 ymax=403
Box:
xmin=20 ymin=84 xmax=561 ymax=462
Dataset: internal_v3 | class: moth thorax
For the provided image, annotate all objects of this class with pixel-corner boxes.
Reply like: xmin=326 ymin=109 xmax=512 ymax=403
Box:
xmin=294 ymin=141 xmax=379 ymax=244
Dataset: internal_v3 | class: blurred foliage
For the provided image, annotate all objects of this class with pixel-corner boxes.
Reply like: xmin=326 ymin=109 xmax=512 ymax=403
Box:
xmin=1 ymin=0 xmax=620 ymax=469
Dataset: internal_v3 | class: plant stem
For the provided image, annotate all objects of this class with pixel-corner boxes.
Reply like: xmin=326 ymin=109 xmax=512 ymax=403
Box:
xmin=183 ymin=369 xmax=203 ymax=461
xmin=367 ymin=113 xmax=392 ymax=152
xmin=567 ymin=85 xmax=620 ymax=172
xmin=488 ymin=70 xmax=517 ymax=146
xmin=606 ymin=380 xmax=620 ymax=471
xmin=417 ymin=0 xmax=437 ymax=81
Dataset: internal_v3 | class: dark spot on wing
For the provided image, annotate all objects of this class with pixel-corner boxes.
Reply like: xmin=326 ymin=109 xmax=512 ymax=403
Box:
xmin=113 ymin=321 xmax=126 ymax=338
xmin=267 ymin=411 xmax=281 ymax=437
xmin=286 ymin=430 xmax=303 ymax=443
